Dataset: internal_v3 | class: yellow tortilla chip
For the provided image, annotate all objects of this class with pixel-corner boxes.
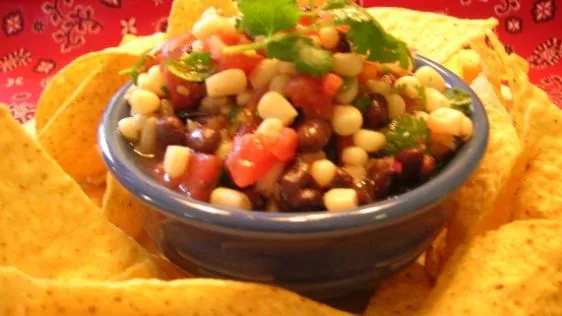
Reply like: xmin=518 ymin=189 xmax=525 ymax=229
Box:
xmin=120 ymin=34 xmax=139 ymax=46
xmin=167 ymin=0 xmax=238 ymax=38
xmin=368 ymin=7 xmax=497 ymax=63
xmin=445 ymin=75 xmax=521 ymax=258
xmin=419 ymin=220 xmax=562 ymax=315
xmin=102 ymin=174 xmax=146 ymax=241
xmin=81 ymin=182 xmax=106 ymax=208
xmin=0 ymin=106 xmax=159 ymax=281
xmin=364 ymin=263 xmax=432 ymax=316
xmin=424 ymin=228 xmax=447 ymax=282
xmin=0 ymin=266 xmax=350 ymax=316
xmin=23 ymin=118 xmax=36 ymax=137
xmin=35 ymin=33 xmax=164 ymax=131
xmin=37 ymin=54 xmax=144 ymax=182
xmin=512 ymin=117 xmax=562 ymax=220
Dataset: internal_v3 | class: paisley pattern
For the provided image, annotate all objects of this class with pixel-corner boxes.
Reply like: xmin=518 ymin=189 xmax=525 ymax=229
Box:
xmin=0 ymin=0 xmax=560 ymax=123
xmin=528 ymin=38 xmax=561 ymax=69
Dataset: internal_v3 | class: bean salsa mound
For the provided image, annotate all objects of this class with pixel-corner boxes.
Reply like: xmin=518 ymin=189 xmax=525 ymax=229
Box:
xmin=117 ymin=0 xmax=474 ymax=212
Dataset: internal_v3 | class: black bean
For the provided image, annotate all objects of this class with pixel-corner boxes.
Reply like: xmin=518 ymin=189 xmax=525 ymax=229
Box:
xmin=421 ymin=155 xmax=436 ymax=180
xmin=366 ymin=94 xmax=389 ymax=129
xmin=296 ymin=118 xmax=333 ymax=153
xmin=368 ymin=158 xmax=395 ymax=200
xmin=331 ymin=168 xmax=355 ymax=188
xmin=186 ymin=126 xmax=221 ymax=154
xmin=277 ymin=160 xmax=324 ymax=212
xmin=243 ymin=188 xmax=266 ymax=211
xmin=279 ymin=160 xmax=313 ymax=191
xmin=395 ymin=148 xmax=424 ymax=181
xmin=155 ymin=116 xmax=187 ymax=154
xmin=279 ymin=188 xmax=323 ymax=211
xmin=335 ymin=31 xmax=351 ymax=53
xmin=354 ymin=179 xmax=375 ymax=205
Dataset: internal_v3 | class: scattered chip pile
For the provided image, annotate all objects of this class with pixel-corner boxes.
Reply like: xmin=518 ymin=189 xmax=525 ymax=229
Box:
xmin=1 ymin=0 xmax=562 ymax=315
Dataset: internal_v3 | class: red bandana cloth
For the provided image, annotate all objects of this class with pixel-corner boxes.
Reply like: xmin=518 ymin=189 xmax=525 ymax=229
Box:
xmin=1 ymin=0 xmax=560 ymax=123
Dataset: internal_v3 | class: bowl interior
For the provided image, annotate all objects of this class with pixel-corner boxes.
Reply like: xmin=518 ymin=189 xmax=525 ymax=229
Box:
xmin=98 ymin=55 xmax=489 ymax=234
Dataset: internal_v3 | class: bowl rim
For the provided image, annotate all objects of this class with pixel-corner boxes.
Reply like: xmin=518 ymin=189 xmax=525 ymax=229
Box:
xmin=98 ymin=55 xmax=489 ymax=234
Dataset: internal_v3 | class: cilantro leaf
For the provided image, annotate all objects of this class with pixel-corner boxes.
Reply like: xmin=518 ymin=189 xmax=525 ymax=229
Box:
xmin=266 ymin=35 xmax=333 ymax=76
xmin=238 ymin=0 xmax=300 ymax=36
xmin=322 ymin=0 xmax=352 ymax=9
xmin=328 ymin=5 xmax=412 ymax=69
xmin=383 ymin=114 xmax=429 ymax=156
xmin=119 ymin=50 xmax=151 ymax=85
xmin=352 ymin=94 xmax=371 ymax=113
xmin=164 ymin=52 xmax=213 ymax=82
xmin=445 ymin=88 xmax=473 ymax=116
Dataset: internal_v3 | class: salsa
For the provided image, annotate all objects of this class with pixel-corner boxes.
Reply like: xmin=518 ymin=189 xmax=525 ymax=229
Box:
xmin=117 ymin=0 xmax=474 ymax=212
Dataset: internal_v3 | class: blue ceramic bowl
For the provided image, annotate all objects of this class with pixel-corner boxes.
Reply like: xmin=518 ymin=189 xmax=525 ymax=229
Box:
xmin=99 ymin=56 xmax=488 ymax=299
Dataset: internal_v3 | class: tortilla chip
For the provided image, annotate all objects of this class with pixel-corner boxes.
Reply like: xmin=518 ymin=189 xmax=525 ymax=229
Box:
xmin=364 ymin=263 xmax=432 ymax=316
xmin=37 ymin=54 xmax=143 ymax=182
xmin=512 ymin=117 xmax=562 ymax=220
xmin=424 ymin=228 xmax=447 ymax=282
xmin=81 ymin=182 xmax=107 ymax=208
xmin=0 ymin=106 xmax=159 ymax=281
xmin=137 ymin=232 xmax=192 ymax=279
xmin=442 ymin=52 xmax=464 ymax=80
xmin=166 ymin=0 xmax=238 ymax=38
xmin=23 ymin=118 xmax=36 ymax=137
xmin=35 ymin=33 xmax=164 ymax=132
xmin=102 ymin=174 xmax=146 ymax=241
xmin=0 ymin=266 xmax=350 ymax=316
xmin=445 ymin=75 xmax=521 ymax=258
xmin=120 ymin=34 xmax=139 ymax=46
xmin=418 ymin=220 xmax=562 ymax=315
xmin=368 ymin=7 xmax=497 ymax=63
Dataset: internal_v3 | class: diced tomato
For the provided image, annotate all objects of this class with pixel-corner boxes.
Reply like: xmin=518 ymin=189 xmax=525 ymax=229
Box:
xmin=321 ymin=73 xmax=344 ymax=97
xmin=217 ymin=31 xmax=242 ymax=45
xmin=336 ymin=136 xmax=354 ymax=156
xmin=285 ymin=75 xmax=334 ymax=120
xmin=178 ymin=153 xmax=222 ymax=201
xmin=163 ymin=69 xmax=206 ymax=110
xmin=226 ymin=134 xmax=278 ymax=188
xmin=270 ymin=128 xmax=298 ymax=162
xmin=217 ymin=53 xmax=264 ymax=75
xmin=358 ymin=61 xmax=381 ymax=83
xmin=299 ymin=16 xmax=313 ymax=26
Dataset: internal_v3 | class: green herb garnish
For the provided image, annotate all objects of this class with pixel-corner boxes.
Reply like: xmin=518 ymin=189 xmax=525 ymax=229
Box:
xmin=119 ymin=49 xmax=151 ymax=84
xmin=383 ymin=114 xmax=429 ymax=156
xmin=164 ymin=52 xmax=213 ymax=82
xmin=266 ymin=35 xmax=333 ymax=76
xmin=445 ymin=88 xmax=473 ymax=116
xmin=328 ymin=5 xmax=412 ymax=68
xmin=237 ymin=0 xmax=300 ymax=36
xmin=322 ymin=0 xmax=351 ymax=10
xmin=352 ymin=94 xmax=371 ymax=113
xmin=224 ymin=0 xmax=411 ymax=76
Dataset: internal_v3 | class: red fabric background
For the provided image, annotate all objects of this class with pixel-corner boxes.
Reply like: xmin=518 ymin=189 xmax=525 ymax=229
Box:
xmin=1 ymin=0 xmax=560 ymax=123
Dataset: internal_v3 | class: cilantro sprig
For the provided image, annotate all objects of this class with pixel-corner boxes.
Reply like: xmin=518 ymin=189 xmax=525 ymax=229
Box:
xmin=237 ymin=0 xmax=300 ymax=36
xmin=266 ymin=36 xmax=333 ymax=76
xmin=383 ymin=114 xmax=429 ymax=156
xmin=445 ymin=88 xmax=473 ymax=116
xmin=164 ymin=52 xmax=213 ymax=82
xmin=225 ymin=0 xmax=412 ymax=76
xmin=119 ymin=49 xmax=152 ymax=84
